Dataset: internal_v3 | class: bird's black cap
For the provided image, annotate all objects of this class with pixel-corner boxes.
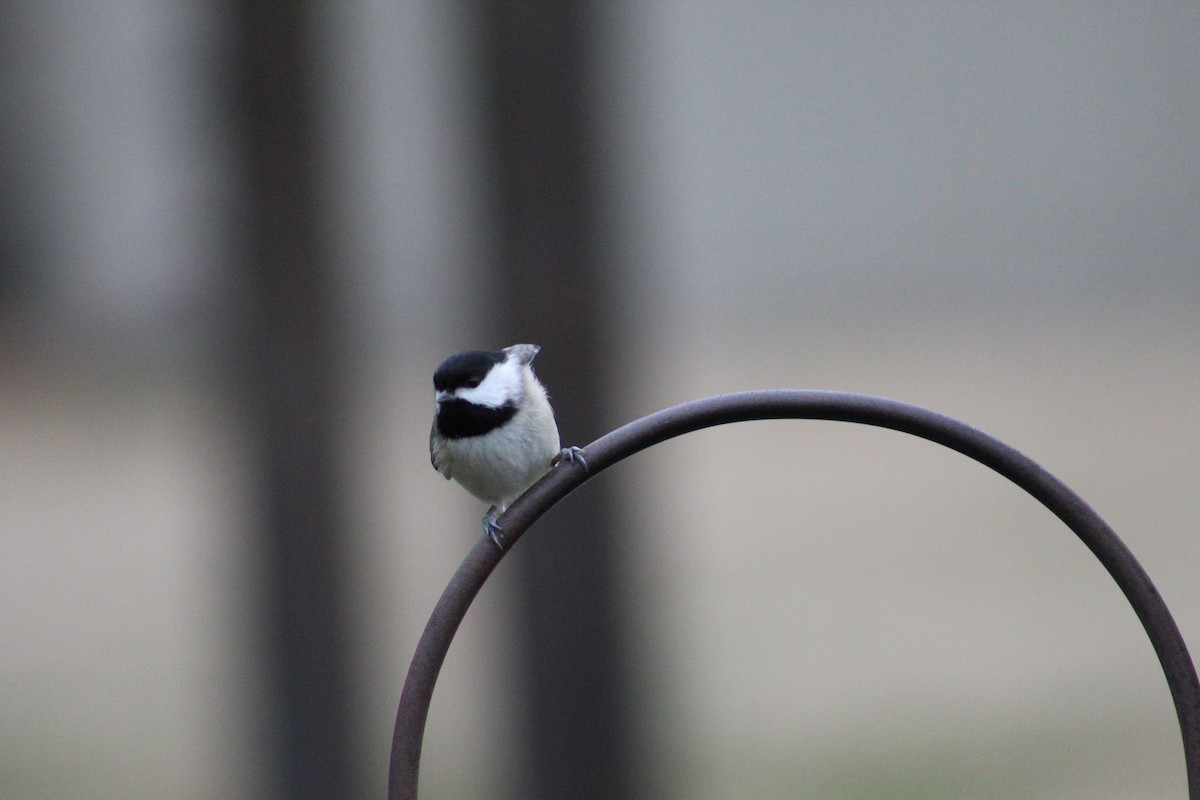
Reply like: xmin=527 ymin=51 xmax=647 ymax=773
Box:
xmin=433 ymin=349 xmax=505 ymax=392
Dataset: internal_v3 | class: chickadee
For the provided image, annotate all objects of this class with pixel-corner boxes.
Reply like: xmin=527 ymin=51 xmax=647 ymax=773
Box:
xmin=430 ymin=343 xmax=586 ymax=549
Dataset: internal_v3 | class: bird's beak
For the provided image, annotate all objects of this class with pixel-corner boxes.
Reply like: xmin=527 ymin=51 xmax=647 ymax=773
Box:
xmin=435 ymin=390 xmax=452 ymax=404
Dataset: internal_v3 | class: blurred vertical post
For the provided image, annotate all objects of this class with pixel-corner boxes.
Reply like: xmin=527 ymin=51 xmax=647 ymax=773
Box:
xmin=476 ymin=3 xmax=634 ymax=798
xmin=230 ymin=4 xmax=353 ymax=798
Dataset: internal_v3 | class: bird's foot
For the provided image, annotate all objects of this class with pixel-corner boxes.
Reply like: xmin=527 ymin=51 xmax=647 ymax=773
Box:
xmin=482 ymin=510 xmax=504 ymax=551
xmin=555 ymin=446 xmax=589 ymax=473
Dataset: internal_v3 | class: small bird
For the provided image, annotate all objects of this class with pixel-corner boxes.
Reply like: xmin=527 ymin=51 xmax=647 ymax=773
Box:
xmin=430 ymin=344 xmax=586 ymax=549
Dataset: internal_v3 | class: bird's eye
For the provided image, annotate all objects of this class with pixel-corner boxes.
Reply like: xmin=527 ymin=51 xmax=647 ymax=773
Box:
xmin=465 ymin=377 xmax=482 ymax=388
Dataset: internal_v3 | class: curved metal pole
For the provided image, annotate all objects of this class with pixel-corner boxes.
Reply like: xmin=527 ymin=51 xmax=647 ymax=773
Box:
xmin=389 ymin=390 xmax=1200 ymax=799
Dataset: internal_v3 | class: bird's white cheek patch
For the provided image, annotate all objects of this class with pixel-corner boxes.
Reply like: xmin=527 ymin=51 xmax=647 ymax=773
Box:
xmin=457 ymin=361 xmax=522 ymax=408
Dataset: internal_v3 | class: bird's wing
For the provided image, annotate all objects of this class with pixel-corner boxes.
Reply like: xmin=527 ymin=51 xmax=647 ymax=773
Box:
xmin=430 ymin=419 xmax=452 ymax=479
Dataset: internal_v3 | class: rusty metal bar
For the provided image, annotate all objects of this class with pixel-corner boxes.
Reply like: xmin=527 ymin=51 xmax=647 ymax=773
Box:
xmin=388 ymin=390 xmax=1200 ymax=799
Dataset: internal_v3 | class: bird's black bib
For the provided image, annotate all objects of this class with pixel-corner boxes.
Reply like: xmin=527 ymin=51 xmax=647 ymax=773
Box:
xmin=435 ymin=399 xmax=517 ymax=439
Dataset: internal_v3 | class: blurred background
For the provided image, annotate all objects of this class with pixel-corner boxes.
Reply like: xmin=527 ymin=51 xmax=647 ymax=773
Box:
xmin=1 ymin=2 xmax=1197 ymax=799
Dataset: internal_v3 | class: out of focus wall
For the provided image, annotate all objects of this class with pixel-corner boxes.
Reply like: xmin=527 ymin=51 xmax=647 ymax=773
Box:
xmin=1 ymin=3 xmax=1196 ymax=798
